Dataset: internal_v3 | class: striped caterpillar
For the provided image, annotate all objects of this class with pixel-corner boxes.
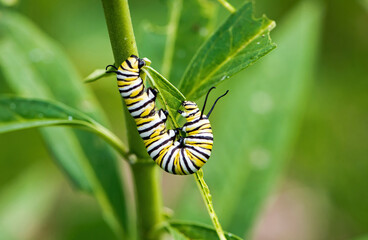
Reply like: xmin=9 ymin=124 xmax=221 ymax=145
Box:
xmin=107 ymin=55 xmax=228 ymax=175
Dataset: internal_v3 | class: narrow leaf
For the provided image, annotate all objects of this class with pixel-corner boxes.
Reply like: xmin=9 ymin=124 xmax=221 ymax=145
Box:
xmin=142 ymin=66 xmax=185 ymax=127
xmin=178 ymin=1 xmax=276 ymax=100
xmin=0 ymin=96 xmax=128 ymax=158
xmin=84 ymin=68 xmax=113 ymax=83
xmin=168 ymin=222 xmax=243 ymax=240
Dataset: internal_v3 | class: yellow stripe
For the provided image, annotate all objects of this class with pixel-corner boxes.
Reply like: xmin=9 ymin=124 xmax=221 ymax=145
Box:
xmin=186 ymin=150 xmax=206 ymax=167
xmin=174 ymin=154 xmax=184 ymax=175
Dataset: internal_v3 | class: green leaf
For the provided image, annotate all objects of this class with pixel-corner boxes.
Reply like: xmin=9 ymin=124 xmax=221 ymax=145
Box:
xmin=168 ymin=222 xmax=243 ymax=240
xmin=174 ymin=1 xmax=323 ymax=236
xmin=0 ymin=96 xmax=128 ymax=156
xmin=142 ymin=66 xmax=185 ymax=127
xmin=84 ymin=68 xmax=113 ymax=83
xmin=353 ymin=235 xmax=368 ymax=240
xmin=0 ymin=10 xmax=131 ymax=238
xmin=178 ymin=1 xmax=276 ymax=100
xmin=163 ymin=0 xmax=218 ymax=86
xmin=0 ymin=38 xmax=92 ymax=191
xmin=0 ymin=95 xmax=130 ymax=237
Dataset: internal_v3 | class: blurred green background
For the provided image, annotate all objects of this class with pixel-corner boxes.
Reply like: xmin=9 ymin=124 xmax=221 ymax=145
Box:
xmin=0 ymin=0 xmax=367 ymax=239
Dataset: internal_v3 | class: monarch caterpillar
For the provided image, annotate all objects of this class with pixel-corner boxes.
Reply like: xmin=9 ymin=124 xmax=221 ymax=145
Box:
xmin=107 ymin=55 xmax=228 ymax=175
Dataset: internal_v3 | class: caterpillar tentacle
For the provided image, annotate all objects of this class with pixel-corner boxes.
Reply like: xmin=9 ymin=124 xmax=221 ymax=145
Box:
xmin=113 ymin=55 xmax=225 ymax=175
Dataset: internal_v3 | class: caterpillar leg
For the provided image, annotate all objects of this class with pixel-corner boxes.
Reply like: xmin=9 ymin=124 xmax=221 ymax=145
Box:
xmin=173 ymin=127 xmax=182 ymax=135
xmin=178 ymin=136 xmax=185 ymax=147
xmin=158 ymin=109 xmax=169 ymax=122
xmin=147 ymin=87 xmax=158 ymax=101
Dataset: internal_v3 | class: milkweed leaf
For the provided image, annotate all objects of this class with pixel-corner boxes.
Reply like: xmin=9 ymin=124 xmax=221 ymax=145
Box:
xmin=178 ymin=1 xmax=276 ymax=100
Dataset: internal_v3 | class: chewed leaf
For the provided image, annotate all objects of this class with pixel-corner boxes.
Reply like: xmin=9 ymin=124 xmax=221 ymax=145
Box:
xmin=142 ymin=66 xmax=185 ymax=128
xmin=178 ymin=1 xmax=276 ymax=100
xmin=167 ymin=222 xmax=243 ymax=240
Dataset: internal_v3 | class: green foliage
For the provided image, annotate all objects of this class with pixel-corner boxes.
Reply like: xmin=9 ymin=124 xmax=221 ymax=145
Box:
xmin=1 ymin=0 xmax=321 ymax=239
xmin=0 ymin=96 xmax=127 ymax=156
xmin=0 ymin=10 xmax=130 ymax=238
xmin=0 ymin=164 xmax=61 ymax=240
xmin=167 ymin=222 xmax=242 ymax=240
xmin=174 ymin=1 xmax=322 ymax=237
xmin=142 ymin=66 xmax=185 ymax=127
xmin=0 ymin=0 xmax=365 ymax=239
xmin=163 ymin=0 xmax=218 ymax=85
xmin=178 ymin=1 xmax=276 ymax=100
xmin=84 ymin=69 xmax=113 ymax=83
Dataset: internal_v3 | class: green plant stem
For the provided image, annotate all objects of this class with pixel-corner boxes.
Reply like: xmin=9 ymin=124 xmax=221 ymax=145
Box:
xmin=132 ymin=163 xmax=164 ymax=240
xmin=217 ymin=0 xmax=235 ymax=13
xmin=194 ymin=170 xmax=226 ymax=240
xmin=161 ymin=0 xmax=182 ymax=77
xmin=101 ymin=0 xmax=164 ymax=239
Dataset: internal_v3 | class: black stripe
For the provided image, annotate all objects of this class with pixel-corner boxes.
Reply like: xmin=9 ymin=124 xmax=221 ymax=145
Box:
xmin=165 ymin=147 xmax=178 ymax=172
xmin=148 ymin=138 xmax=172 ymax=156
xmin=189 ymin=142 xmax=213 ymax=147
xmin=117 ymin=71 xmax=139 ymax=78
xmin=133 ymin=108 xmax=155 ymax=119
xmin=181 ymin=148 xmax=194 ymax=174
xmin=119 ymin=80 xmax=142 ymax=93
xmin=142 ymin=135 xmax=151 ymax=140
xmin=186 ymin=124 xmax=210 ymax=133
xmin=183 ymin=118 xmax=201 ymax=127
xmin=171 ymin=159 xmax=176 ymax=174
xmin=138 ymin=121 xmax=163 ymax=135
xmin=185 ymin=135 xmax=213 ymax=141
xmin=128 ymin=99 xmax=153 ymax=113
xmin=136 ymin=118 xmax=155 ymax=127
xmin=120 ymin=65 xmax=130 ymax=72
xmin=140 ymin=128 xmax=164 ymax=144
xmin=158 ymin=150 xmax=169 ymax=168
xmin=192 ymin=161 xmax=200 ymax=170
xmin=122 ymin=88 xmax=144 ymax=99
xmin=185 ymin=145 xmax=209 ymax=161
xmin=125 ymin=59 xmax=133 ymax=69
xmin=187 ymin=126 xmax=211 ymax=133
xmin=185 ymin=151 xmax=201 ymax=170
xmin=185 ymin=149 xmax=206 ymax=169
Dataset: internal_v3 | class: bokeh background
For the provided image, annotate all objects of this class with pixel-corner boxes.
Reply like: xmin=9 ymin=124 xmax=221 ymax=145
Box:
xmin=0 ymin=0 xmax=367 ymax=239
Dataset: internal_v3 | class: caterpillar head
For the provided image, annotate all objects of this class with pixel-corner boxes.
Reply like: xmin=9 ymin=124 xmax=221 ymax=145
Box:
xmin=178 ymin=101 xmax=201 ymax=119
xmin=129 ymin=55 xmax=146 ymax=69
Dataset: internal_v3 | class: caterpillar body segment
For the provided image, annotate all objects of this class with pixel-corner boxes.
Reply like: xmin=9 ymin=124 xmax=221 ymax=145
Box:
xmin=111 ymin=55 xmax=227 ymax=175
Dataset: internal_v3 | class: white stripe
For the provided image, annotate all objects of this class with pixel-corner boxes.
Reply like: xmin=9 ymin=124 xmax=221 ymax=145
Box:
xmin=137 ymin=117 xmax=162 ymax=132
xmin=161 ymin=145 xmax=175 ymax=171
xmin=179 ymin=150 xmax=190 ymax=174
xmin=186 ymin=146 xmax=210 ymax=161
xmin=149 ymin=140 xmax=172 ymax=159
xmin=183 ymin=150 xmax=198 ymax=173
xmin=130 ymin=102 xmax=154 ymax=117
xmin=127 ymin=96 xmax=150 ymax=111
xmin=146 ymin=134 xmax=171 ymax=152
xmin=167 ymin=148 xmax=180 ymax=174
